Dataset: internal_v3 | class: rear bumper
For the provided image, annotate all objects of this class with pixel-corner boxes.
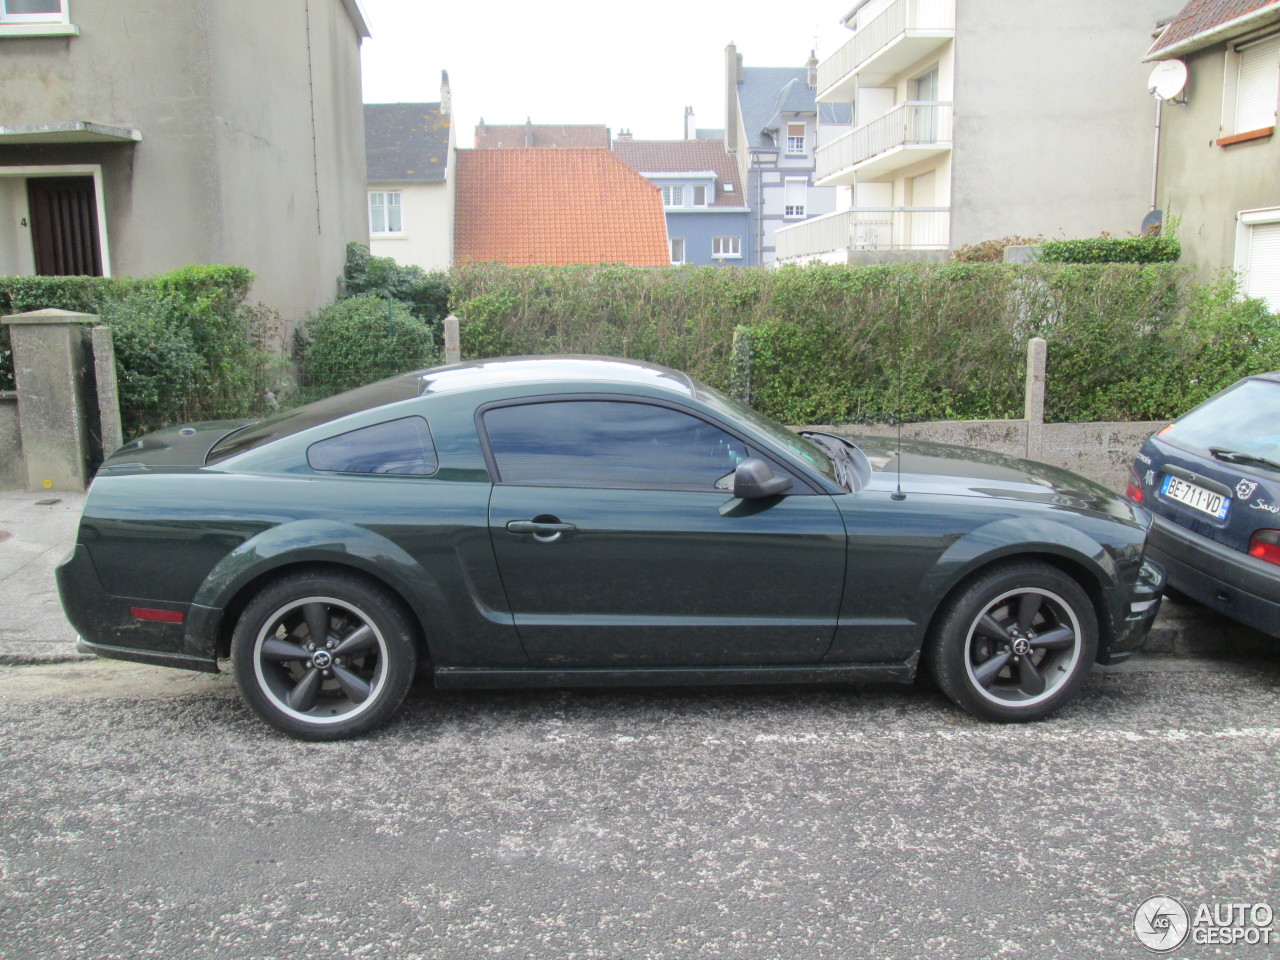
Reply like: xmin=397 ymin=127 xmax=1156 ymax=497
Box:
xmin=1097 ymin=556 xmax=1165 ymax=664
xmin=56 ymin=544 xmax=221 ymax=672
xmin=1147 ymin=514 xmax=1280 ymax=638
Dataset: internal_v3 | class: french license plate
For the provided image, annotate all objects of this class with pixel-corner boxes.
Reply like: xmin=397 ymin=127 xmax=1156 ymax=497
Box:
xmin=1162 ymin=474 xmax=1230 ymax=520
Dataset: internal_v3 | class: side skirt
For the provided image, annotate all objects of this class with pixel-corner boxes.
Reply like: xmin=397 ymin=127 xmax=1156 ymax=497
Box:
xmin=433 ymin=661 xmax=917 ymax=690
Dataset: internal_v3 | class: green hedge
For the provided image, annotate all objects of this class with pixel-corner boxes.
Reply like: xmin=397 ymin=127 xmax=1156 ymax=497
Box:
xmin=451 ymin=261 xmax=1278 ymax=424
xmin=0 ymin=265 xmax=278 ymax=437
xmin=1038 ymin=236 xmax=1181 ymax=264
xmin=342 ymin=243 xmax=449 ymax=325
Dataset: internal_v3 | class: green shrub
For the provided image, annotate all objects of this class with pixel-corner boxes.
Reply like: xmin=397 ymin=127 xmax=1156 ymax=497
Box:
xmin=950 ymin=235 xmax=1045 ymax=263
xmin=297 ymin=294 xmax=437 ymax=400
xmin=1039 ymin=236 xmax=1180 ymax=264
xmin=342 ymin=243 xmax=449 ymax=323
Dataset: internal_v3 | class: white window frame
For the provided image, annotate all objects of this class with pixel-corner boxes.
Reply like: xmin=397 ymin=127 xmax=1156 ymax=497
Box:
xmin=0 ymin=0 xmax=75 ymax=35
xmin=712 ymin=236 xmax=741 ymax=258
xmin=368 ymin=190 xmax=403 ymax=236
xmin=1225 ymin=34 xmax=1280 ymax=135
xmin=783 ymin=177 xmax=807 ymax=219
xmin=1235 ymin=206 xmax=1280 ymax=309
xmin=670 ymin=237 xmax=685 ymax=265
xmin=786 ymin=123 xmax=806 ymax=156
xmin=661 ymin=184 xmax=685 ymax=207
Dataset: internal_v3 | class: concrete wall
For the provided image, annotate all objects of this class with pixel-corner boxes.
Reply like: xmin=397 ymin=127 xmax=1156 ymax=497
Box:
xmin=1156 ymin=46 xmax=1280 ymax=282
xmin=0 ymin=393 xmax=21 ymax=489
xmin=0 ymin=0 xmax=368 ymax=331
xmin=807 ymin=419 xmax=1164 ymax=492
xmin=949 ymin=0 xmax=1170 ymax=246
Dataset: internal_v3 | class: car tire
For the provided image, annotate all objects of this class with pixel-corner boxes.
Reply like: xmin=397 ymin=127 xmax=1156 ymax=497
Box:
xmin=926 ymin=561 xmax=1098 ymax=723
xmin=231 ymin=570 xmax=417 ymax=740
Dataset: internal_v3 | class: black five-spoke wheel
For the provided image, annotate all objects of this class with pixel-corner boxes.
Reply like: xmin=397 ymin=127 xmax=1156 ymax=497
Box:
xmin=232 ymin=571 xmax=417 ymax=740
xmin=927 ymin=562 xmax=1098 ymax=722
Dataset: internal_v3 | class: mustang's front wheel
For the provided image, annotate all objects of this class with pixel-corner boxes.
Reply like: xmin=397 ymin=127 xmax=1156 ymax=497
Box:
xmin=231 ymin=571 xmax=417 ymax=740
xmin=927 ymin=562 xmax=1098 ymax=722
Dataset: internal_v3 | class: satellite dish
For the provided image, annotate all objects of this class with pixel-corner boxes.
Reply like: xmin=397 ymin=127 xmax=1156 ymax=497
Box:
xmin=1148 ymin=60 xmax=1188 ymax=101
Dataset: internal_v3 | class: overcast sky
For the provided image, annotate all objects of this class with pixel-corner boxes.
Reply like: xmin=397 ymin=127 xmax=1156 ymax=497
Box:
xmin=358 ymin=0 xmax=854 ymax=147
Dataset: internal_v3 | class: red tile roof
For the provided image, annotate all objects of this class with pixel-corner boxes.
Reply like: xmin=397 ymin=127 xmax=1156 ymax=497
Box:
xmin=612 ymin=139 xmax=744 ymax=207
xmin=474 ymin=123 xmax=611 ymax=149
xmin=1147 ymin=0 xmax=1280 ymax=58
xmin=453 ymin=149 xmax=670 ymax=267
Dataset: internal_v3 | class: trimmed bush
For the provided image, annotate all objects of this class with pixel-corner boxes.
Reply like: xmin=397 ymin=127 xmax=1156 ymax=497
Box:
xmin=297 ymin=294 xmax=437 ymax=400
xmin=1039 ymin=236 xmax=1180 ymax=264
xmin=342 ymin=243 xmax=449 ymax=324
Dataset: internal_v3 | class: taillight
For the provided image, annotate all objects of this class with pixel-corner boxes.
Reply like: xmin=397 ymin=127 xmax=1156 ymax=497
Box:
xmin=1249 ymin=530 xmax=1280 ymax=567
xmin=1125 ymin=467 xmax=1144 ymax=504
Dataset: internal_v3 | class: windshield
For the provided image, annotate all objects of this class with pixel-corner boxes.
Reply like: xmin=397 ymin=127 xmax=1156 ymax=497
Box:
xmin=693 ymin=381 xmax=838 ymax=485
xmin=1162 ymin=378 xmax=1280 ymax=469
xmin=207 ymin=373 xmax=424 ymax=464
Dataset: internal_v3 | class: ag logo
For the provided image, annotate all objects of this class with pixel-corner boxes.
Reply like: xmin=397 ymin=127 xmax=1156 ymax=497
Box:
xmin=1135 ymin=896 xmax=1190 ymax=951
xmin=1237 ymin=479 xmax=1258 ymax=500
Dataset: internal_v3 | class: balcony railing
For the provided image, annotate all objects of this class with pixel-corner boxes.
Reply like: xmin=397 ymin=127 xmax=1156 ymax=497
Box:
xmin=817 ymin=0 xmax=955 ymax=97
xmin=774 ymin=208 xmax=951 ymax=261
xmin=816 ymin=102 xmax=952 ymax=182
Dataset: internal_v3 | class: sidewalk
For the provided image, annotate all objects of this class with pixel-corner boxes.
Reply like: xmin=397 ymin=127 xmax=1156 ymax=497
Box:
xmin=0 ymin=488 xmax=1271 ymax=667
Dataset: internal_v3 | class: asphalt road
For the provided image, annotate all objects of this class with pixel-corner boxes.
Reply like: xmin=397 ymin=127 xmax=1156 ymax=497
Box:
xmin=1 ymin=655 xmax=1277 ymax=960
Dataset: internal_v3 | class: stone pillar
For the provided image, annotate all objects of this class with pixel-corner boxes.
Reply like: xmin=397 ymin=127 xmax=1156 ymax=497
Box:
xmin=91 ymin=325 xmax=124 ymax=458
xmin=443 ymin=314 xmax=461 ymax=364
xmin=2 ymin=308 xmax=97 ymax=491
xmin=1024 ymin=337 xmax=1047 ymax=462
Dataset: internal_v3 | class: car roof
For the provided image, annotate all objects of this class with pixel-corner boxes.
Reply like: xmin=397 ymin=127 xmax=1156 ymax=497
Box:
xmin=415 ymin=355 xmax=698 ymax=397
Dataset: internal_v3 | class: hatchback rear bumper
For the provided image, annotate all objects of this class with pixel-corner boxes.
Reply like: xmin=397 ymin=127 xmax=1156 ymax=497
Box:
xmin=1147 ymin=514 xmax=1280 ymax=638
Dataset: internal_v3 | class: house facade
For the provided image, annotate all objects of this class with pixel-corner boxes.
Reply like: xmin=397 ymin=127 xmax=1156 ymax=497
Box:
xmin=1144 ymin=0 xmax=1280 ymax=306
xmin=365 ymin=75 xmax=456 ymax=272
xmin=724 ymin=46 xmax=852 ymax=265
xmin=776 ymin=0 xmax=1171 ymax=264
xmin=613 ymin=138 xmax=752 ymax=266
xmin=0 ymin=0 xmax=371 ymax=324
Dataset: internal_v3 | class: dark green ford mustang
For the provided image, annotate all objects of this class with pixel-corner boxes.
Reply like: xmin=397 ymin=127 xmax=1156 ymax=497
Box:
xmin=57 ymin=356 xmax=1163 ymax=739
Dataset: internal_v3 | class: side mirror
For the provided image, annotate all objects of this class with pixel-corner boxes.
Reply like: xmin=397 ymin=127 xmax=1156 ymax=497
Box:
xmin=733 ymin=458 xmax=792 ymax=499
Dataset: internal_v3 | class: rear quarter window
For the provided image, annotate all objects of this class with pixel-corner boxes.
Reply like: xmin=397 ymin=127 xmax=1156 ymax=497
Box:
xmin=1163 ymin=379 xmax=1280 ymax=463
xmin=307 ymin=417 xmax=438 ymax=476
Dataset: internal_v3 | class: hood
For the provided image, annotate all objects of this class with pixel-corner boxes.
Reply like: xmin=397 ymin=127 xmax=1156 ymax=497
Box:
xmin=97 ymin=420 xmax=254 ymax=475
xmin=849 ymin=435 xmax=1142 ymax=523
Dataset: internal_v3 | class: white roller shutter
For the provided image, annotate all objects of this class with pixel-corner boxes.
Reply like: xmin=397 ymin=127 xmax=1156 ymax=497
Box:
xmin=1235 ymin=36 xmax=1280 ymax=133
xmin=1245 ymin=220 xmax=1280 ymax=310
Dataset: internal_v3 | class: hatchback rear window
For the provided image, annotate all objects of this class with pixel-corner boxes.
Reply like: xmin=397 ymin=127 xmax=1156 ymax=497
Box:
xmin=1162 ymin=378 xmax=1280 ymax=468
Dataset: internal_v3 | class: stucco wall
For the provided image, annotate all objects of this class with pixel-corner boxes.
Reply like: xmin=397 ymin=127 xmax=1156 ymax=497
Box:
xmin=667 ymin=211 xmax=753 ymax=266
xmin=369 ymin=181 xmax=452 ymax=271
xmin=0 ymin=0 xmax=367 ymax=331
xmin=1156 ymin=46 xmax=1280 ymax=280
xmin=949 ymin=0 xmax=1169 ymax=246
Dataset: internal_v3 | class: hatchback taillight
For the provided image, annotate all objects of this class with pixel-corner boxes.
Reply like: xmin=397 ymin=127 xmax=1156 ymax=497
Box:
xmin=1249 ymin=530 xmax=1280 ymax=567
xmin=1125 ymin=467 xmax=1144 ymax=504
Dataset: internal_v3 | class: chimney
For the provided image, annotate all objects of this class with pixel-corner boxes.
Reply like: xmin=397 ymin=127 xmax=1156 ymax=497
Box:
xmin=684 ymin=106 xmax=696 ymax=140
xmin=807 ymin=50 xmax=818 ymax=90
xmin=725 ymin=42 xmax=741 ymax=155
xmin=616 ymin=129 xmax=632 ymax=141
xmin=440 ymin=70 xmax=452 ymax=115
xmin=524 ymin=117 xmax=534 ymax=147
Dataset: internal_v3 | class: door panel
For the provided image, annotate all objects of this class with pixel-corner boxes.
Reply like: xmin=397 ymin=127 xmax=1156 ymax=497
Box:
xmin=27 ymin=177 xmax=102 ymax=277
xmin=488 ymin=484 xmax=847 ymax=667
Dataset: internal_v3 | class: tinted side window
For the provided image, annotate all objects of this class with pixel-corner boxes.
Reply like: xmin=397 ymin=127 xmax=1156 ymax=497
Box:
xmin=484 ymin=400 xmax=750 ymax=489
xmin=307 ymin=417 xmax=438 ymax=476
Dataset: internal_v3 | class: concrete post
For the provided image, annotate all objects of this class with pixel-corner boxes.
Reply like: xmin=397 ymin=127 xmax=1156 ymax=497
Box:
xmin=443 ymin=314 xmax=461 ymax=364
xmin=2 ymin=308 xmax=97 ymax=491
xmin=91 ymin=326 xmax=124 ymax=458
xmin=1024 ymin=336 xmax=1047 ymax=462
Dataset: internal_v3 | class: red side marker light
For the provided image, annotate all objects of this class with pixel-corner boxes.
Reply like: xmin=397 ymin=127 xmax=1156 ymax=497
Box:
xmin=130 ymin=606 xmax=185 ymax=623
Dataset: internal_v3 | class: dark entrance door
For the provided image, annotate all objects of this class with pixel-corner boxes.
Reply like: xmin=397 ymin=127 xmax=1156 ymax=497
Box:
xmin=27 ymin=177 xmax=103 ymax=276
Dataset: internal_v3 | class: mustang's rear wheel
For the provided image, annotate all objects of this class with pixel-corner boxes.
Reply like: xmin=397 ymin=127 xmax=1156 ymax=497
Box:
xmin=231 ymin=571 xmax=417 ymax=740
xmin=926 ymin=562 xmax=1098 ymax=722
